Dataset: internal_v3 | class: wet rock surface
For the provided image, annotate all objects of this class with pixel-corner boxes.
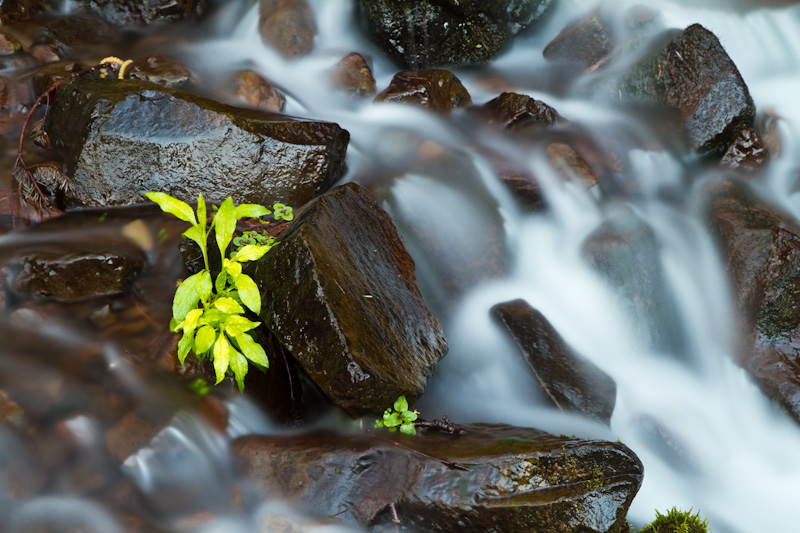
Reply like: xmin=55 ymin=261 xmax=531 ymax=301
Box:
xmin=374 ymin=69 xmax=471 ymax=113
xmin=544 ymin=10 xmax=616 ymax=69
xmin=233 ymin=424 xmax=643 ymax=532
xmin=359 ymin=0 xmax=554 ymax=68
xmin=492 ymin=299 xmax=617 ymax=424
xmin=473 ymin=91 xmax=565 ymax=131
xmin=9 ymin=246 xmax=145 ymax=302
xmin=259 ymin=0 xmax=316 ymax=59
xmin=45 ymin=76 xmax=349 ymax=208
xmin=34 ymin=15 xmax=121 ymax=54
xmin=705 ymin=179 xmax=800 ymax=422
xmin=124 ymin=54 xmax=192 ymax=89
xmin=0 ymin=0 xmax=51 ymax=23
xmin=583 ymin=207 xmax=688 ymax=356
xmin=225 ymin=69 xmax=285 ymax=112
xmin=68 ymin=0 xmax=208 ymax=26
xmin=247 ymin=183 xmax=447 ymax=417
xmin=720 ymin=127 xmax=770 ymax=173
xmin=0 ymin=75 xmax=32 ymax=134
xmin=609 ymin=24 xmax=755 ymax=155
xmin=332 ymin=52 xmax=376 ymax=98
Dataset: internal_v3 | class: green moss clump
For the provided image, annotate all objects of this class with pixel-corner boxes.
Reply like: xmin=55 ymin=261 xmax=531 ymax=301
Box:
xmin=639 ymin=507 xmax=710 ymax=533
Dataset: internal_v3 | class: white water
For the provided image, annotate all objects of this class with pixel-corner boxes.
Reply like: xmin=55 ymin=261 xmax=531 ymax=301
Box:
xmin=6 ymin=0 xmax=800 ymax=531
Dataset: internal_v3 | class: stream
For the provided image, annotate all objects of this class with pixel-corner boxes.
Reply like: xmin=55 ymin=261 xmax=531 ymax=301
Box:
xmin=2 ymin=0 xmax=800 ymax=531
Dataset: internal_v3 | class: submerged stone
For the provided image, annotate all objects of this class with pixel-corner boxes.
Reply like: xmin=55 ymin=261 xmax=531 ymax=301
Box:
xmin=259 ymin=0 xmax=317 ymax=59
xmin=374 ymin=69 xmax=471 ymax=113
xmin=332 ymin=52 xmax=377 ymax=98
xmin=473 ymin=91 xmax=565 ymax=131
xmin=492 ymin=299 xmax=617 ymax=424
xmin=358 ymin=0 xmax=554 ymax=68
xmin=247 ymin=183 xmax=447 ymax=417
xmin=705 ymin=179 xmax=800 ymax=423
xmin=9 ymin=246 xmax=145 ymax=302
xmin=68 ymin=0 xmax=207 ymax=26
xmin=45 ymin=76 xmax=349 ymax=208
xmin=225 ymin=69 xmax=285 ymax=113
xmin=233 ymin=424 xmax=643 ymax=532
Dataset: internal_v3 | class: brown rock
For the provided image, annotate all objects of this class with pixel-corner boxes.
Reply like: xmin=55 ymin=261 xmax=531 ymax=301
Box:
xmin=374 ymin=69 xmax=471 ymax=113
xmin=247 ymin=183 xmax=447 ymax=417
xmin=720 ymin=127 xmax=769 ymax=173
xmin=124 ymin=54 xmax=192 ymax=88
xmin=544 ymin=10 xmax=616 ymax=70
xmin=0 ymin=32 xmax=22 ymax=55
xmin=228 ymin=69 xmax=285 ymax=113
xmin=0 ymin=75 xmax=32 ymax=134
xmin=259 ymin=0 xmax=316 ymax=59
xmin=492 ymin=299 xmax=617 ymax=424
xmin=548 ymin=142 xmax=599 ymax=189
xmin=332 ymin=52 xmax=376 ymax=98
xmin=474 ymin=91 xmax=565 ymax=131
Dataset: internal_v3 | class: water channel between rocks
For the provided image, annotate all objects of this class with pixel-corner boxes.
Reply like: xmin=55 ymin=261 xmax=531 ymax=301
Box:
xmin=2 ymin=0 xmax=800 ymax=531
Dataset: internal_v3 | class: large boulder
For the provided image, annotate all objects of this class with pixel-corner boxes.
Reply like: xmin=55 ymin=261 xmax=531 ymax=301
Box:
xmin=606 ymin=24 xmax=755 ymax=155
xmin=358 ymin=0 xmax=554 ymax=68
xmin=705 ymin=179 xmax=800 ymax=422
xmin=492 ymin=299 xmax=617 ymax=424
xmin=45 ymin=77 xmax=349 ymax=208
xmin=247 ymin=183 xmax=447 ymax=417
xmin=233 ymin=424 xmax=643 ymax=532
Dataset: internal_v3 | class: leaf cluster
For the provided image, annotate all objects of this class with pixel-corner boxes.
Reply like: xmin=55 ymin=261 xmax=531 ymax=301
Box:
xmin=374 ymin=395 xmax=418 ymax=435
xmin=146 ymin=192 xmax=290 ymax=392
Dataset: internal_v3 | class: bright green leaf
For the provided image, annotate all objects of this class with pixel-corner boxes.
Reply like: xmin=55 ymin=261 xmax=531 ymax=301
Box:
xmin=223 ymin=315 xmax=260 ymax=336
xmin=374 ymin=420 xmax=384 ymax=429
xmin=195 ymin=325 xmax=217 ymax=354
xmin=394 ymin=396 xmax=409 ymax=413
xmin=182 ymin=224 xmax=205 ymax=250
xmin=230 ymin=349 xmax=248 ymax=393
xmin=173 ymin=271 xmax=203 ymax=322
xmin=200 ymin=308 xmax=228 ymax=326
xmin=146 ymin=192 xmax=198 ymax=225
xmin=197 ymin=192 xmax=206 ymax=228
xmin=399 ymin=423 xmax=416 ymax=436
xmin=215 ymin=198 xmax=236 ymax=258
xmin=236 ymin=332 xmax=268 ymax=367
xmin=384 ymin=412 xmax=401 ymax=427
xmin=273 ymin=203 xmax=293 ymax=221
xmin=402 ymin=411 xmax=418 ymax=423
xmin=181 ymin=308 xmax=204 ymax=333
xmin=223 ymin=258 xmax=242 ymax=277
xmin=169 ymin=316 xmax=179 ymax=332
xmin=213 ymin=334 xmax=231 ymax=384
xmin=178 ymin=330 xmax=195 ymax=365
xmin=214 ymin=297 xmax=245 ymax=315
xmin=197 ymin=270 xmax=212 ymax=301
xmin=235 ymin=203 xmax=271 ymax=219
xmin=234 ymin=273 xmax=261 ymax=314
xmin=230 ymin=244 xmax=272 ymax=263
xmin=215 ymin=270 xmax=227 ymax=293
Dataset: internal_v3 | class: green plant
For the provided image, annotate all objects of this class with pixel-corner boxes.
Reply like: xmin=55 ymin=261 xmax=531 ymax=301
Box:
xmin=375 ymin=395 xmax=418 ymax=435
xmin=640 ymin=507 xmax=710 ymax=533
xmin=146 ymin=191 xmax=292 ymax=392
xmin=233 ymin=230 xmax=275 ymax=254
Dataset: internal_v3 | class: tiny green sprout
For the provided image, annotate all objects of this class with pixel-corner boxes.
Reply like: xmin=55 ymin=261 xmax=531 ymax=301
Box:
xmin=147 ymin=191 xmax=288 ymax=393
xmin=272 ymin=203 xmax=293 ymax=221
xmin=98 ymin=212 xmax=108 ymax=222
xmin=189 ymin=378 xmax=211 ymax=396
xmin=374 ymin=395 xmax=418 ymax=435
xmin=640 ymin=507 xmax=710 ymax=533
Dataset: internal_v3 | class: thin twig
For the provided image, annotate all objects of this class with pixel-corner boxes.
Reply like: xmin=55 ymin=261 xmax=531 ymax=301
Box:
xmin=368 ymin=431 xmax=470 ymax=472
xmin=389 ymin=501 xmax=401 ymax=533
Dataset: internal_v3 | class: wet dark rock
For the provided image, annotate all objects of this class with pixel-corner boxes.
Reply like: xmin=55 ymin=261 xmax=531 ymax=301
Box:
xmin=473 ymin=91 xmax=565 ymax=131
xmin=359 ymin=0 xmax=554 ymax=68
xmin=374 ymin=69 xmax=471 ymax=113
xmin=548 ymin=142 xmax=599 ymax=189
xmin=124 ymin=54 xmax=192 ymax=89
xmin=0 ymin=75 xmax=32 ymax=134
xmin=705 ymin=179 xmax=800 ymax=423
xmin=544 ymin=10 xmax=615 ymax=70
xmin=609 ymin=24 xmax=755 ymax=155
xmin=233 ymin=424 xmax=643 ymax=532
xmin=225 ymin=69 xmax=285 ymax=113
xmin=69 ymin=0 xmax=207 ymax=26
xmin=45 ymin=76 xmax=349 ymax=208
xmin=720 ymin=127 xmax=769 ymax=173
xmin=9 ymin=246 xmax=145 ymax=302
xmin=0 ymin=0 xmax=51 ymax=23
xmin=332 ymin=52 xmax=376 ymax=98
xmin=492 ymin=299 xmax=617 ymax=424
xmin=259 ymin=0 xmax=316 ymax=60
xmin=247 ymin=183 xmax=447 ymax=417
xmin=31 ymin=61 xmax=85 ymax=96
xmin=583 ymin=207 xmax=688 ymax=356
xmin=0 ymin=32 xmax=22 ymax=55
xmin=34 ymin=15 xmax=120 ymax=53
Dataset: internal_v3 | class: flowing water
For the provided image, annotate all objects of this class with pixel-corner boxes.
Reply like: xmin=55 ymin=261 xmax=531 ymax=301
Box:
xmin=3 ymin=0 xmax=800 ymax=531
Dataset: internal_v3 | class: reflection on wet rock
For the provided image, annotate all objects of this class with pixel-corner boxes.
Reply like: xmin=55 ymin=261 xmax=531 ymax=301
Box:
xmin=374 ymin=69 xmax=471 ymax=114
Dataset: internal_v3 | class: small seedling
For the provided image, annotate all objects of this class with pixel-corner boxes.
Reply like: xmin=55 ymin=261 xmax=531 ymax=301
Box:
xmin=375 ymin=395 xmax=419 ymax=435
xmin=640 ymin=507 xmax=710 ymax=533
xmin=146 ymin=191 xmax=292 ymax=392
